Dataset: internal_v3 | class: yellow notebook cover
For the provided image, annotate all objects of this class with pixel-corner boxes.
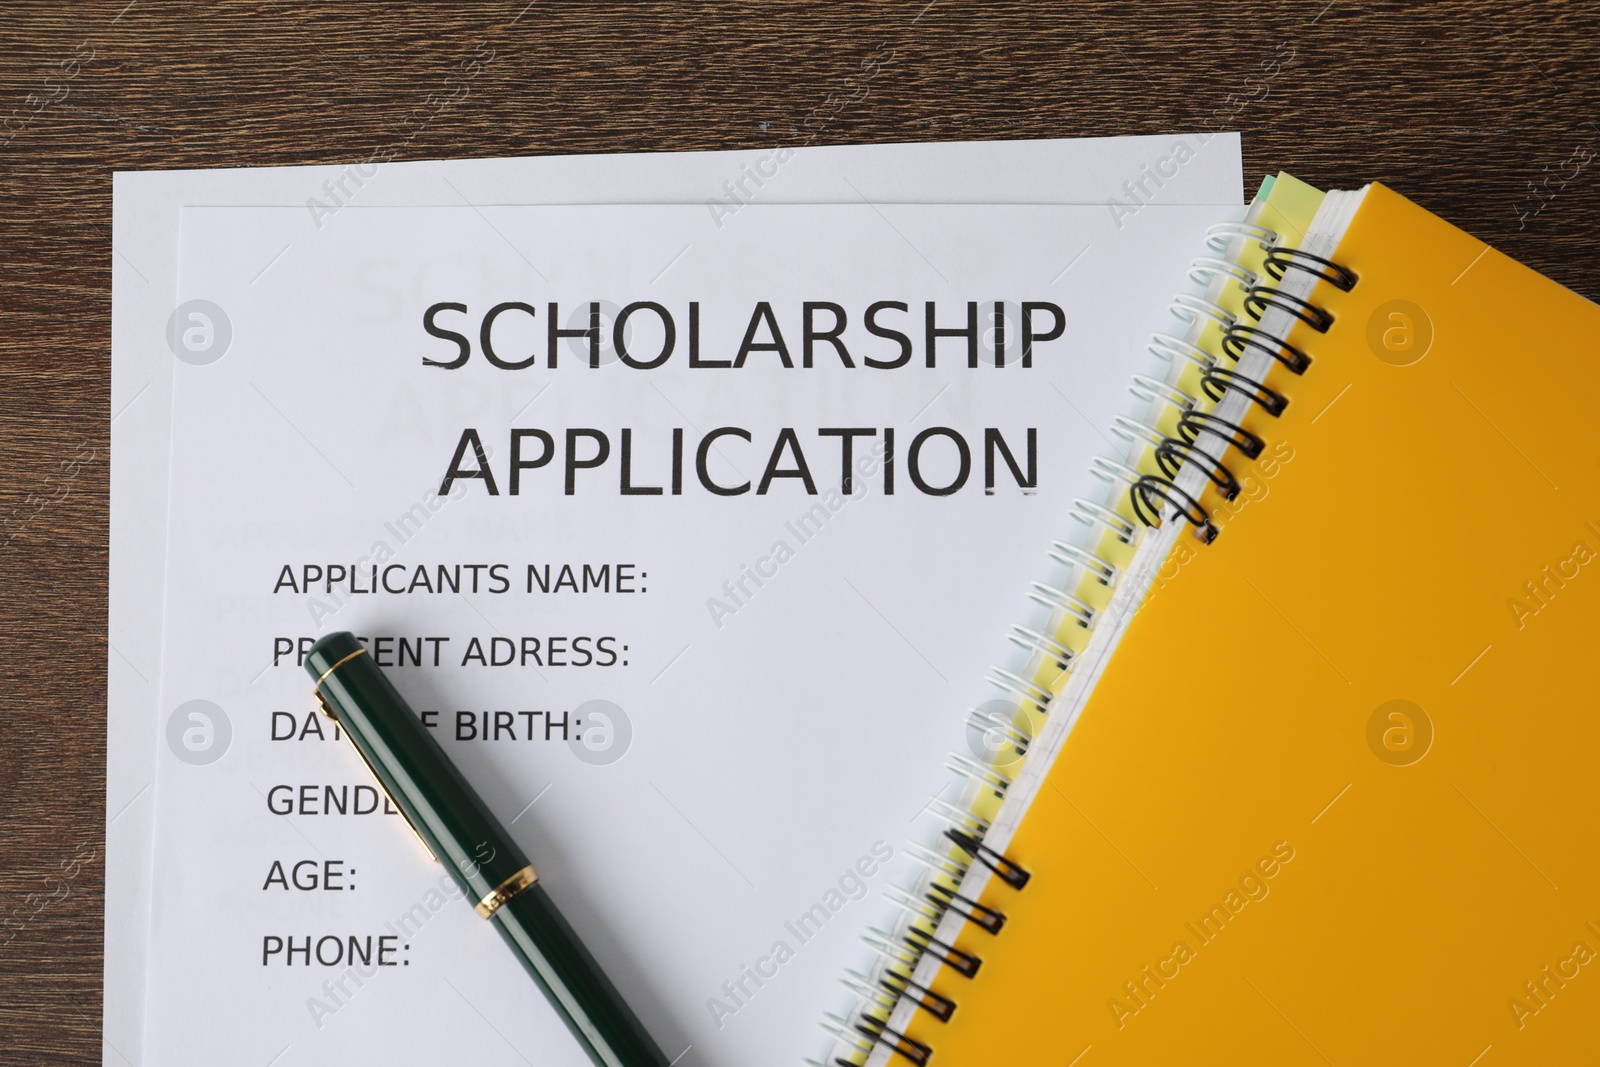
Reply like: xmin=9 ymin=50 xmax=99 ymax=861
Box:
xmin=886 ymin=184 xmax=1600 ymax=1064
xmin=820 ymin=174 xmax=1322 ymax=1065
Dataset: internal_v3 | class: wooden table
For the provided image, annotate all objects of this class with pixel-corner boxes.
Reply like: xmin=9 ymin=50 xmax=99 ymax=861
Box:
xmin=2 ymin=1 xmax=1596 ymax=1061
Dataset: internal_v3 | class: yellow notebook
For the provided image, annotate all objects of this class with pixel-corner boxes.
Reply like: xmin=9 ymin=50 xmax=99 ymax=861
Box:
xmin=822 ymin=180 xmax=1600 ymax=1065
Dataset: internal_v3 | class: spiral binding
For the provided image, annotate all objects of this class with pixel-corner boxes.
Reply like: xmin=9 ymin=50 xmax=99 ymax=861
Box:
xmin=1131 ymin=235 xmax=1357 ymax=543
xmin=819 ymin=210 xmax=1358 ymax=1067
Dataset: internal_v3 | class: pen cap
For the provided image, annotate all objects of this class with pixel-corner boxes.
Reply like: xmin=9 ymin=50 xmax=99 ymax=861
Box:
xmin=304 ymin=631 xmax=532 ymax=906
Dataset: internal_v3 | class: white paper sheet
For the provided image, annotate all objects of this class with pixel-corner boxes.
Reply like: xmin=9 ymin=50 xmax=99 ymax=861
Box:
xmin=109 ymin=135 xmax=1241 ymax=1066
xmin=139 ymin=199 xmax=1218 ymax=1066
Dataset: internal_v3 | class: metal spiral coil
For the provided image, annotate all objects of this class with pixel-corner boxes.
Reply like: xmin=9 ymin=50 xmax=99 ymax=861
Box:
xmin=902 ymin=841 xmax=971 ymax=883
xmin=945 ymin=828 xmax=1031 ymax=890
xmin=1069 ymin=497 xmax=1139 ymax=543
xmin=844 ymin=964 xmax=957 ymax=1025
xmin=1178 ymin=409 xmax=1264 ymax=459
xmin=922 ymin=794 xmax=990 ymax=836
xmin=1089 ymin=455 xmax=1144 ymax=492
xmin=1187 ymin=254 xmax=1258 ymax=289
xmin=1221 ymin=322 xmax=1311 ymax=374
xmin=904 ymin=924 xmax=982 ymax=978
xmin=1110 ymin=413 xmax=1168 ymax=452
xmin=1025 ymin=582 xmax=1095 ymax=629
xmin=985 ymin=667 xmax=1053 ymax=712
xmin=1131 ymin=474 xmax=1218 ymax=544
xmin=1048 ymin=540 xmax=1117 ymax=586
xmin=1200 ymin=366 xmax=1289 ymax=416
xmin=926 ymin=880 xmax=1007 ymax=935
xmin=1155 ymin=436 xmax=1239 ymax=501
xmin=821 ymin=1010 xmax=931 ymax=1066
xmin=1129 ymin=243 xmax=1356 ymax=543
xmin=1204 ymin=220 xmax=1279 ymax=255
xmin=1007 ymin=624 xmax=1074 ymax=668
xmin=1128 ymin=373 xmax=1197 ymax=414
xmin=1264 ymin=246 xmax=1358 ymax=291
xmin=1148 ymin=331 xmax=1216 ymax=370
xmin=946 ymin=752 xmax=1012 ymax=795
xmin=1170 ymin=291 xmax=1235 ymax=330
xmin=1242 ymin=283 xmax=1334 ymax=333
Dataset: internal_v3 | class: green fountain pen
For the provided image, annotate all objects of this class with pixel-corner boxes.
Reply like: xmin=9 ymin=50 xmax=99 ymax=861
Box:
xmin=305 ymin=631 xmax=670 ymax=1067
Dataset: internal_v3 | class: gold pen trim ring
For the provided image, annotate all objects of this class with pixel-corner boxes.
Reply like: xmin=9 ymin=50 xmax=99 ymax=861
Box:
xmin=314 ymin=645 xmax=369 ymax=689
xmin=475 ymin=864 xmax=539 ymax=918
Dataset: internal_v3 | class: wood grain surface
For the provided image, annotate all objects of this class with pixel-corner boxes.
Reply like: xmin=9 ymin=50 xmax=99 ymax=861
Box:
xmin=2 ymin=1 xmax=1597 ymax=1061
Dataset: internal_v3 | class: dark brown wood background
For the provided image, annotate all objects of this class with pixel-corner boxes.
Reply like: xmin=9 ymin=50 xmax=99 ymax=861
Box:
xmin=2 ymin=0 xmax=1596 ymax=1061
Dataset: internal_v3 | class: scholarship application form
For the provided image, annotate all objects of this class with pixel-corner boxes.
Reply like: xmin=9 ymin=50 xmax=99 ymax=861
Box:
xmin=108 ymin=133 xmax=1241 ymax=1065
xmin=141 ymin=197 xmax=1222 ymax=1065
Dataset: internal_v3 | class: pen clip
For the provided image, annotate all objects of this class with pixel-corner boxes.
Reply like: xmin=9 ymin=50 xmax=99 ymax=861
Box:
xmin=315 ymin=680 xmax=439 ymax=864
